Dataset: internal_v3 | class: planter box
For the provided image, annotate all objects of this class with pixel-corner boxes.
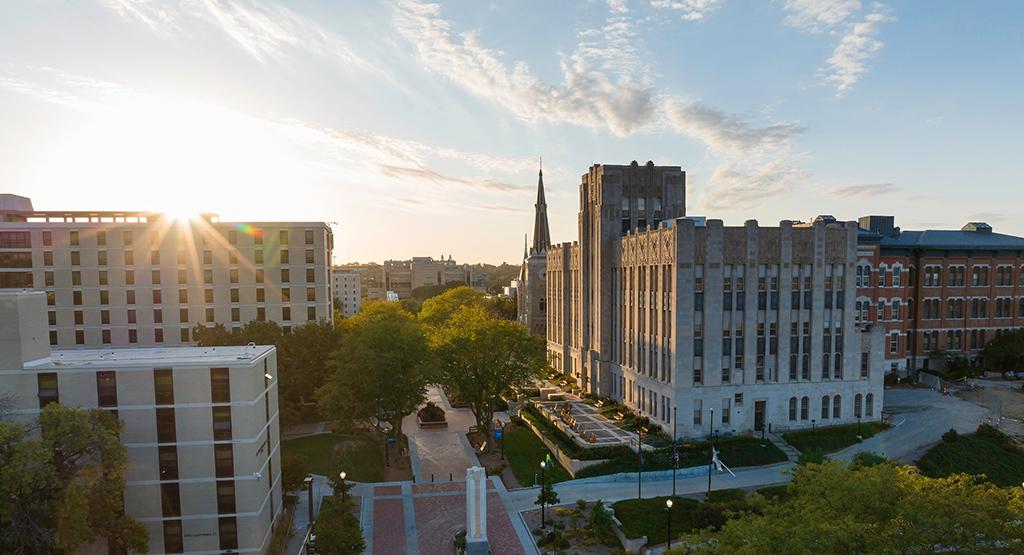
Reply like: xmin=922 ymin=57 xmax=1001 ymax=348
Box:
xmin=417 ymin=416 xmax=448 ymax=428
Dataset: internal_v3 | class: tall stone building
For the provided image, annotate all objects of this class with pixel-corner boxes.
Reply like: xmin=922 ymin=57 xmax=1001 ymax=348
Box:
xmin=542 ymin=161 xmax=885 ymax=438
xmin=517 ymin=165 xmax=551 ymax=336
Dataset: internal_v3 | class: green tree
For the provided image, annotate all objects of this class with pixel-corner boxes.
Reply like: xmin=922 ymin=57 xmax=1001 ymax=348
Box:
xmin=317 ymin=302 xmax=433 ymax=441
xmin=0 ymin=405 xmax=148 ymax=554
xmin=483 ymin=295 xmax=517 ymax=321
xmin=430 ymin=304 xmax=546 ymax=440
xmin=981 ymin=328 xmax=1024 ymax=374
xmin=278 ymin=320 xmax=342 ymax=408
xmin=281 ymin=452 xmax=310 ymax=493
xmin=418 ymin=286 xmax=485 ymax=327
xmin=671 ymin=461 xmax=1024 ymax=554
xmin=536 ymin=479 xmax=560 ymax=509
xmin=313 ymin=496 xmax=365 ymax=554
xmin=588 ymin=500 xmax=615 ymax=543
xmin=192 ymin=322 xmax=242 ymax=346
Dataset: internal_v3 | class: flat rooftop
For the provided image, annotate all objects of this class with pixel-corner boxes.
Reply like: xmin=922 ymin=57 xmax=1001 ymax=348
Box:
xmin=23 ymin=344 xmax=274 ymax=370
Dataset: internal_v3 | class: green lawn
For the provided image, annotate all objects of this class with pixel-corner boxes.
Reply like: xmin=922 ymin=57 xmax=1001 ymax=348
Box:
xmin=783 ymin=421 xmax=890 ymax=454
xmin=281 ymin=433 xmax=385 ymax=482
xmin=501 ymin=426 xmax=572 ymax=485
xmin=575 ymin=436 xmax=788 ymax=479
xmin=916 ymin=425 xmax=1024 ymax=487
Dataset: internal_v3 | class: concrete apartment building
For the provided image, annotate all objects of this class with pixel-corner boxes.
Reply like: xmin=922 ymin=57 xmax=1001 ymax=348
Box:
xmin=0 ymin=291 xmax=282 ymax=554
xmin=335 ymin=262 xmax=386 ymax=301
xmin=0 ymin=194 xmax=333 ymax=348
xmin=537 ymin=161 xmax=885 ymax=438
xmin=331 ymin=268 xmax=361 ymax=317
xmin=383 ymin=256 xmax=479 ymax=299
xmin=852 ymin=215 xmax=1024 ymax=377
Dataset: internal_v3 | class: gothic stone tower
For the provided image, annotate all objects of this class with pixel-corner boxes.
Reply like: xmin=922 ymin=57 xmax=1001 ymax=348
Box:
xmin=517 ymin=165 xmax=550 ymax=336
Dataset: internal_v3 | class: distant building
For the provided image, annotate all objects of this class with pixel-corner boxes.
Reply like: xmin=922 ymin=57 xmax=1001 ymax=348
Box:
xmin=335 ymin=262 xmax=385 ymax=300
xmin=0 ymin=194 xmax=333 ymax=348
xmin=516 ymin=165 xmax=550 ymax=336
xmin=331 ymin=269 xmax=361 ymax=317
xmin=0 ymin=291 xmax=282 ymax=554
xmin=852 ymin=215 xmax=1024 ymax=377
xmin=537 ymin=161 xmax=885 ymax=438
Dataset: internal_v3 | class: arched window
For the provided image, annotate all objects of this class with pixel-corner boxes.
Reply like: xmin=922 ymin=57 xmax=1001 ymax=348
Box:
xmin=856 ymin=266 xmax=864 ymax=288
xmin=800 ymin=396 xmax=809 ymax=420
xmin=821 ymin=396 xmax=830 ymax=419
xmin=854 ymin=394 xmax=863 ymax=418
xmin=865 ymin=393 xmax=874 ymax=417
xmin=834 ymin=355 xmax=843 ymax=379
xmin=833 ymin=395 xmax=841 ymax=419
xmin=822 ymin=354 xmax=830 ymax=376
xmin=789 ymin=397 xmax=797 ymax=421
xmin=801 ymin=354 xmax=810 ymax=380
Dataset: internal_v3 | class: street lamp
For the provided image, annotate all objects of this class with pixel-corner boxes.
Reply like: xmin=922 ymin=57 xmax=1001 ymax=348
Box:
xmin=707 ymin=407 xmax=715 ymax=496
xmin=812 ymin=419 xmax=816 ymax=434
xmin=665 ymin=498 xmax=674 ymax=549
xmin=857 ymin=416 xmax=863 ymax=440
xmin=500 ymin=421 xmax=506 ymax=460
xmin=339 ymin=471 xmax=347 ymax=505
xmin=636 ymin=415 xmax=647 ymax=500
xmin=539 ymin=460 xmax=548 ymax=528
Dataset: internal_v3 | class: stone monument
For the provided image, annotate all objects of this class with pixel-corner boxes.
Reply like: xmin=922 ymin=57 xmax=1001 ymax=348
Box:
xmin=466 ymin=466 xmax=489 ymax=554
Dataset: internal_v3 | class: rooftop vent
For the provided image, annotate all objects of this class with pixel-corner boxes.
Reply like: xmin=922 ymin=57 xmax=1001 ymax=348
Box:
xmin=962 ymin=222 xmax=992 ymax=233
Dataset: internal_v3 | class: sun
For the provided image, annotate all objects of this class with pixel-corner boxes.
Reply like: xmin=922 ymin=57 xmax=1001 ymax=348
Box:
xmin=161 ymin=205 xmax=199 ymax=223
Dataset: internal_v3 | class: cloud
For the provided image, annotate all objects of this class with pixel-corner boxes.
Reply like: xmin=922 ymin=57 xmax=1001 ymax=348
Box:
xmin=607 ymin=0 xmax=630 ymax=13
xmin=649 ymin=0 xmax=721 ymax=21
xmin=100 ymin=0 xmax=376 ymax=73
xmin=782 ymin=0 xmax=862 ymax=32
xmin=377 ymin=164 xmax=529 ymax=192
xmin=701 ymin=161 xmax=809 ymax=210
xmin=393 ymin=0 xmax=801 ymax=154
xmin=831 ymin=182 xmax=899 ymax=198
xmin=822 ymin=7 xmax=894 ymax=95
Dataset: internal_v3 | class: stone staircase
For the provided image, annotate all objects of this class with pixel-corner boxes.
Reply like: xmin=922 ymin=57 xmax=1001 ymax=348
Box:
xmin=767 ymin=433 xmax=801 ymax=462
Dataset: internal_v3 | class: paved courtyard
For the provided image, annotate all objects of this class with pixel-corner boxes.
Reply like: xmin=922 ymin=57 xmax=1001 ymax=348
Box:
xmin=403 ymin=386 xmax=484 ymax=483
xmin=535 ymin=400 xmax=638 ymax=446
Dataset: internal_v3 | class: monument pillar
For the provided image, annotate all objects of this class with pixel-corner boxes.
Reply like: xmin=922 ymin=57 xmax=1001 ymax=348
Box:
xmin=466 ymin=466 xmax=489 ymax=554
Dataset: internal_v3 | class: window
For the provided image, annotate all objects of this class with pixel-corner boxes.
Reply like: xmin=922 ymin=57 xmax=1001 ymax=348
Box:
xmin=281 ymin=268 xmax=290 ymax=283
xmin=43 ymin=251 xmax=53 ymax=266
xmin=861 ymin=352 xmax=869 ymax=378
xmin=155 ymin=328 xmax=164 ymax=343
xmin=693 ymin=399 xmax=702 ymax=425
xmin=229 ymin=230 xmax=237 ymax=245
xmin=48 ymin=311 xmax=56 ymax=325
xmin=254 ymin=229 xmax=263 ymax=245
xmin=49 ymin=330 xmax=58 ymax=345
xmin=163 ymin=520 xmax=183 ymax=554
xmin=832 ymin=395 xmax=841 ymax=419
xmin=280 ymin=249 xmax=289 ymax=264
xmin=789 ymin=397 xmax=797 ymax=421
xmin=159 ymin=446 xmax=178 ymax=480
xmin=151 ymin=250 xmax=160 ymax=265
xmin=97 ymin=371 xmax=117 ymax=407
xmin=177 ymin=270 xmax=186 ymax=285
xmin=153 ymin=289 xmax=163 ymax=304
xmin=865 ymin=393 xmax=874 ymax=416
xmin=45 ymin=271 xmax=54 ymax=286
xmin=124 ymin=250 xmax=133 ymax=265
xmin=305 ymin=249 xmax=315 ymax=264
xmin=215 ymin=444 xmax=234 ymax=478
xmin=70 ymin=251 xmax=80 ymax=266
xmin=231 ymin=307 xmax=240 ymax=322
xmin=205 ymin=308 xmax=215 ymax=322
xmin=179 ymin=308 xmax=188 ymax=323
xmin=800 ymin=396 xmax=809 ymax=420
xmin=282 ymin=306 xmax=291 ymax=321
xmin=218 ymin=517 xmax=238 ymax=550
xmin=38 ymin=373 xmax=59 ymax=408
xmin=154 ymin=369 xmax=174 ymax=404
xmin=203 ymin=269 xmax=213 ymax=285
xmin=855 ymin=394 xmax=863 ymax=418
xmin=721 ymin=398 xmax=731 ymax=424
xmin=203 ymin=250 xmax=212 ymax=265
xmin=161 ymin=483 xmax=181 ymax=517
xmin=229 ymin=269 xmax=239 ymax=283
xmin=70 ymin=230 xmax=79 ymax=246
xmin=97 ymin=250 xmax=107 ymax=266
xmin=307 ymin=306 xmax=316 ymax=321
xmin=213 ymin=406 xmax=232 ymax=440
xmin=121 ymin=230 xmax=133 ymax=246
xmin=73 ymin=290 xmax=82 ymax=305
xmin=180 ymin=327 xmax=190 ymax=342
xmin=178 ymin=289 xmax=187 ymax=304
xmin=75 ymin=330 xmax=85 ymax=345
xmin=217 ymin=481 xmax=236 ymax=514
xmin=821 ymin=396 xmax=830 ymax=419
xmin=102 ymin=329 xmax=111 ymax=344
xmin=42 ymin=231 xmax=52 ymax=246
xmin=307 ymin=287 xmax=316 ymax=302
xmin=305 ymin=229 xmax=314 ymax=245
xmin=229 ymin=250 xmax=238 ymax=264
xmin=279 ymin=230 xmax=289 ymax=245
xmin=156 ymin=408 xmax=176 ymax=443
xmin=72 ymin=271 xmax=81 ymax=286
xmin=256 ymin=269 xmax=264 ymax=283
xmin=74 ymin=310 xmax=84 ymax=325
xmin=211 ymin=368 xmax=231 ymax=403
xmin=204 ymin=289 xmax=214 ymax=303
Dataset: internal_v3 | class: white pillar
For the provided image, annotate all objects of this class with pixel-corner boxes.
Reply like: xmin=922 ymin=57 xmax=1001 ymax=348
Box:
xmin=466 ymin=466 xmax=489 ymax=554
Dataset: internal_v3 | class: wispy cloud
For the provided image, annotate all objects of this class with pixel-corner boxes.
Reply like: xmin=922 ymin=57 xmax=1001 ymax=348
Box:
xmin=100 ymin=0 xmax=377 ymax=73
xmin=649 ymin=0 xmax=721 ymax=21
xmin=607 ymin=0 xmax=630 ymax=14
xmin=782 ymin=0 xmax=862 ymax=33
xmin=393 ymin=0 xmax=801 ymax=155
xmin=701 ymin=161 xmax=809 ymax=211
xmin=378 ymin=165 xmax=529 ymax=192
xmin=823 ymin=6 xmax=894 ymax=95
xmin=831 ymin=182 xmax=899 ymax=198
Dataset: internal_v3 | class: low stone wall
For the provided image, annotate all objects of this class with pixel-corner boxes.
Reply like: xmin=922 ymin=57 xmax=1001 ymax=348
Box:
xmin=608 ymin=509 xmax=647 ymax=554
xmin=520 ymin=416 xmax=609 ymax=477
xmin=918 ymin=371 xmax=942 ymax=390
xmin=567 ymin=464 xmax=709 ymax=485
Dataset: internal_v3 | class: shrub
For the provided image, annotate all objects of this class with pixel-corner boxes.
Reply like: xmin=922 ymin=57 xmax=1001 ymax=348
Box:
xmin=417 ymin=401 xmax=446 ymax=423
xmin=849 ymin=451 xmax=887 ymax=470
xmin=588 ymin=500 xmax=616 ymax=543
xmin=941 ymin=428 xmax=959 ymax=443
xmin=453 ymin=530 xmax=467 ymax=555
xmin=798 ymin=448 xmax=826 ymax=465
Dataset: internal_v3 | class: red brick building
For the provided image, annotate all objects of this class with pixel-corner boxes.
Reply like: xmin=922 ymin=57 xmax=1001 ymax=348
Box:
xmin=855 ymin=215 xmax=1024 ymax=377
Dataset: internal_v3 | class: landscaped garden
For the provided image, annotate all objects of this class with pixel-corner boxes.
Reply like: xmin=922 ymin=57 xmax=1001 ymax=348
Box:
xmin=782 ymin=421 xmax=890 ymax=454
xmin=281 ymin=432 xmax=385 ymax=482
xmin=916 ymin=424 xmax=1024 ymax=487
xmin=574 ymin=435 xmax=788 ymax=479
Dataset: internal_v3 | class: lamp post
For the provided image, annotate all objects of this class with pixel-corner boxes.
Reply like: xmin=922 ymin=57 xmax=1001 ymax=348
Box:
xmin=636 ymin=414 xmax=647 ymax=500
xmin=707 ymin=407 xmax=715 ymax=496
xmin=857 ymin=416 xmax=863 ymax=440
xmin=500 ymin=421 xmax=506 ymax=460
xmin=304 ymin=475 xmax=314 ymax=529
xmin=339 ymin=471 xmax=347 ymax=505
xmin=666 ymin=498 xmax=674 ymax=549
xmin=539 ymin=460 xmax=547 ymax=528
xmin=812 ymin=419 xmax=816 ymax=434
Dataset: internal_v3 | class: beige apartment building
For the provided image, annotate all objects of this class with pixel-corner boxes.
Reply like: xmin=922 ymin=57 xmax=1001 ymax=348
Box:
xmin=332 ymin=268 xmax=361 ymax=317
xmin=0 ymin=194 xmax=333 ymax=348
xmin=539 ymin=162 xmax=886 ymax=438
xmin=0 ymin=290 xmax=283 ymax=554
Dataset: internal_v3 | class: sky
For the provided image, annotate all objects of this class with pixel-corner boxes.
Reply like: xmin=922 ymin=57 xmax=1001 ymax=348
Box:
xmin=1 ymin=1 xmax=1022 ymax=265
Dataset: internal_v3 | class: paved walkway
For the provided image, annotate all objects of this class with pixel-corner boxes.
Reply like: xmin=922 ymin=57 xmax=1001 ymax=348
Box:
xmin=284 ymin=474 xmax=334 ymax=555
xmin=404 ymin=386 xmax=482 ymax=483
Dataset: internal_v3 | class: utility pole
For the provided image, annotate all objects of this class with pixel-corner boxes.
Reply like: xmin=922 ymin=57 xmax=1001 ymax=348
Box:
xmin=707 ymin=407 xmax=715 ymax=496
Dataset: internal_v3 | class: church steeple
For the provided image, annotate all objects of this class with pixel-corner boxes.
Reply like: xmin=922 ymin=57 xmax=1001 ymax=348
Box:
xmin=531 ymin=159 xmax=551 ymax=254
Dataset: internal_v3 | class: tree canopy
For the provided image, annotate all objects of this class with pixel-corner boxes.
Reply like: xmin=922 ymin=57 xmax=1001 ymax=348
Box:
xmin=418 ymin=286 xmax=486 ymax=327
xmin=317 ymin=301 xmax=433 ymax=439
xmin=0 ymin=405 xmax=148 ymax=554
xmin=981 ymin=329 xmax=1024 ymax=373
xmin=672 ymin=460 xmax=1024 ymax=554
xmin=429 ymin=304 xmax=546 ymax=438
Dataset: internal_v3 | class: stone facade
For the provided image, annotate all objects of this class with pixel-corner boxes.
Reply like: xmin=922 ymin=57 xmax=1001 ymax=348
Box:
xmin=516 ymin=167 xmax=551 ymax=336
xmin=541 ymin=161 xmax=886 ymax=439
